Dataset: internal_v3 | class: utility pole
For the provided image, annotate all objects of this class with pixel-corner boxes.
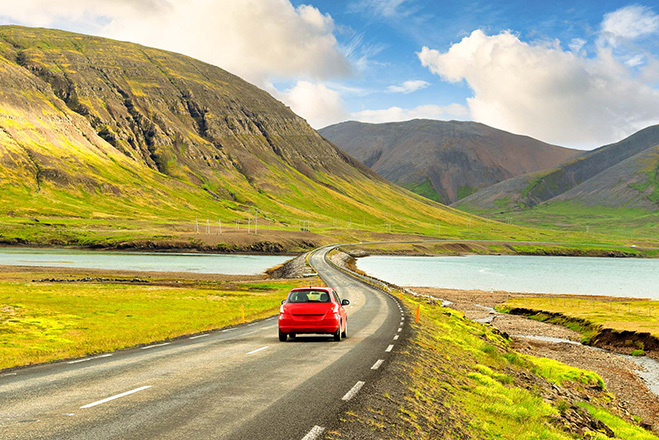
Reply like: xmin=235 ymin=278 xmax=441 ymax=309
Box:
xmin=206 ymin=218 xmax=210 ymax=234
xmin=218 ymin=219 xmax=222 ymax=235
xmin=195 ymin=218 xmax=199 ymax=233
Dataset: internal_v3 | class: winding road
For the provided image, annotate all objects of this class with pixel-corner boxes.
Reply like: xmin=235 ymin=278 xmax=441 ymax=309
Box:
xmin=0 ymin=247 xmax=404 ymax=440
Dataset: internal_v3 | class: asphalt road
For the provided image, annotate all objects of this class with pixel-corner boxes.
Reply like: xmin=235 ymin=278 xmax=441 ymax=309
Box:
xmin=0 ymin=247 xmax=404 ymax=440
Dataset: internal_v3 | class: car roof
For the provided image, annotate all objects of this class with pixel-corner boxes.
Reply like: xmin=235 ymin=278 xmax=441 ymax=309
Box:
xmin=289 ymin=286 xmax=333 ymax=293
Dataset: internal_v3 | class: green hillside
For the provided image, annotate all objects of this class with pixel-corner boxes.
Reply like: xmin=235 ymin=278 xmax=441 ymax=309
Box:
xmin=454 ymin=125 xmax=659 ymax=240
xmin=0 ymin=26 xmax=544 ymax=249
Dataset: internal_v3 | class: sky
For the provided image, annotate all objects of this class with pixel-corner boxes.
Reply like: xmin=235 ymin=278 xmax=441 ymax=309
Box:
xmin=1 ymin=1 xmax=659 ymax=149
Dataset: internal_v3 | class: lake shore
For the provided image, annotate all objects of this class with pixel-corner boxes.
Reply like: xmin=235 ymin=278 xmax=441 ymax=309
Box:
xmin=411 ymin=286 xmax=659 ymax=432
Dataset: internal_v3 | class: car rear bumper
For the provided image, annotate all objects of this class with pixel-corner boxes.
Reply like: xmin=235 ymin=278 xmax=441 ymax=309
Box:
xmin=279 ymin=315 xmax=340 ymax=334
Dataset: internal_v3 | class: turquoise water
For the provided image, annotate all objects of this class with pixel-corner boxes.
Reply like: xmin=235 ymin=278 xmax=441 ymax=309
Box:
xmin=0 ymin=247 xmax=290 ymax=275
xmin=357 ymin=255 xmax=659 ymax=299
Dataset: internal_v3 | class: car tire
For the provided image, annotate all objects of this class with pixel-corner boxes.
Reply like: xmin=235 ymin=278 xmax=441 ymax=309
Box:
xmin=341 ymin=320 xmax=347 ymax=339
xmin=333 ymin=322 xmax=342 ymax=341
xmin=278 ymin=329 xmax=287 ymax=342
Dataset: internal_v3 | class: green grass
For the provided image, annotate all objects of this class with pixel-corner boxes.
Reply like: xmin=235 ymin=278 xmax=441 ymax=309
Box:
xmin=578 ymin=403 xmax=659 ymax=440
xmin=524 ymin=356 xmax=605 ymax=389
xmin=355 ymin=296 xmax=658 ymax=439
xmin=403 ymin=178 xmax=444 ymax=203
xmin=468 ymin=202 xmax=659 ymax=247
xmin=0 ymin=271 xmax=318 ymax=370
xmin=498 ymin=297 xmax=659 ymax=340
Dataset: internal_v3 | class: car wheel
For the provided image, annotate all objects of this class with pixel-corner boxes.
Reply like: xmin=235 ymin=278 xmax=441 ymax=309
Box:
xmin=278 ymin=329 xmax=287 ymax=342
xmin=341 ymin=320 xmax=347 ymax=339
xmin=333 ymin=322 xmax=342 ymax=341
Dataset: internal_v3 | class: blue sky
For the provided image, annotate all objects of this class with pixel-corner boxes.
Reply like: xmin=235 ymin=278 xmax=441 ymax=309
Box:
xmin=1 ymin=0 xmax=659 ymax=148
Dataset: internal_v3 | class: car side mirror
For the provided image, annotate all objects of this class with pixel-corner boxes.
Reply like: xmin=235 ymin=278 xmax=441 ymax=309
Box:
xmin=341 ymin=299 xmax=350 ymax=306
xmin=281 ymin=300 xmax=286 ymax=305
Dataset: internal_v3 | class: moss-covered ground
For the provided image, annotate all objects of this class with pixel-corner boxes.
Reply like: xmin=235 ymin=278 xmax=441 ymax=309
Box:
xmin=327 ymin=296 xmax=657 ymax=439
xmin=0 ymin=270 xmax=319 ymax=370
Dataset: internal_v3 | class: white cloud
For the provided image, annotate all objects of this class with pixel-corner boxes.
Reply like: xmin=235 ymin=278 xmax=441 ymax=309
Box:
xmin=601 ymin=5 xmax=659 ymax=46
xmin=568 ymin=38 xmax=587 ymax=55
xmin=351 ymin=103 xmax=468 ymax=124
xmin=418 ymin=29 xmax=659 ymax=148
xmin=348 ymin=0 xmax=411 ymax=18
xmin=386 ymin=80 xmax=430 ymax=93
xmin=0 ymin=0 xmax=351 ymax=85
xmin=278 ymin=81 xmax=348 ymax=129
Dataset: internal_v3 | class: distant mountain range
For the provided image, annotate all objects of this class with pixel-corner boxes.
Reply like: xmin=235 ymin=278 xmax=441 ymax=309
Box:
xmin=0 ymin=26 xmax=474 ymax=234
xmin=319 ymin=120 xmax=580 ymax=204
xmin=455 ymin=125 xmax=659 ymax=213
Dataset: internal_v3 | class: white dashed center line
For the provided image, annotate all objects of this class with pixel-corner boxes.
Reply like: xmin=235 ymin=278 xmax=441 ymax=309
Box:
xmin=189 ymin=334 xmax=209 ymax=340
xmin=385 ymin=344 xmax=394 ymax=352
xmin=80 ymin=386 xmax=151 ymax=409
xmin=371 ymin=359 xmax=385 ymax=370
xmin=68 ymin=354 xmax=113 ymax=364
xmin=342 ymin=381 xmax=365 ymax=401
xmin=141 ymin=343 xmax=170 ymax=350
xmin=301 ymin=425 xmax=325 ymax=440
xmin=246 ymin=346 xmax=269 ymax=355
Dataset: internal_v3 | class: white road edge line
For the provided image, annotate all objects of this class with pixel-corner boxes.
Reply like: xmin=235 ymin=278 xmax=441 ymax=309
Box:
xmin=189 ymin=334 xmax=209 ymax=339
xmin=247 ymin=323 xmax=257 ymax=326
xmin=141 ymin=343 xmax=170 ymax=350
xmin=301 ymin=425 xmax=325 ymax=440
xmin=397 ymin=328 xmax=402 ymax=332
xmin=246 ymin=346 xmax=269 ymax=355
xmin=393 ymin=335 xmax=399 ymax=340
xmin=1 ymin=373 xmax=17 ymax=377
xmin=80 ymin=386 xmax=151 ymax=409
xmin=385 ymin=344 xmax=394 ymax=352
xmin=371 ymin=359 xmax=385 ymax=370
xmin=342 ymin=381 xmax=365 ymax=401
xmin=68 ymin=354 xmax=113 ymax=364
xmin=222 ymin=328 xmax=236 ymax=333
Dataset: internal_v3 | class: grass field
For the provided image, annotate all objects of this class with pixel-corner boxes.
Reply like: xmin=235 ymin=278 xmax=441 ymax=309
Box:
xmin=0 ymin=270 xmax=319 ymax=370
xmin=497 ymin=297 xmax=659 ymax=342
xmin=330 ymin=296 xmax=657 ymax=439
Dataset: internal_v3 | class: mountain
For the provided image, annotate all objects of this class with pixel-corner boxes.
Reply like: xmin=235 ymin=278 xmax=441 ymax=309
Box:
xmin=455 ymin=125 xmax=659 ymax=213
xmin=0 ymin=25 xmax=482 ymax=243
xmin=318 ymin=120 xmax=579 ymax=204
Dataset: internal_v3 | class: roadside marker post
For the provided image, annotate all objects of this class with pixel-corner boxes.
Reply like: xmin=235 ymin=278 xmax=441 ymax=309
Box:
xmin=241 ymin=305 xmax=245 ymax=323
xmin=416 ymin=305 xmax=420 ymax=323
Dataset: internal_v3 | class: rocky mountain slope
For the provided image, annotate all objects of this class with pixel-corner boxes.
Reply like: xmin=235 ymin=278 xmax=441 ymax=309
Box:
xmin=0 ymin=26 xmax=477 ymax=236
xmin=319 ymin=120 xmax=579 ymax=204
xmin=455 ymin=125 xmax=659 ymax=213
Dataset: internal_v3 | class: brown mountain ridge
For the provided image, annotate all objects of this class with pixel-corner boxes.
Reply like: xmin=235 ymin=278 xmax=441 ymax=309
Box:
xmin=319 ymin=119 xmax=580 ymax=204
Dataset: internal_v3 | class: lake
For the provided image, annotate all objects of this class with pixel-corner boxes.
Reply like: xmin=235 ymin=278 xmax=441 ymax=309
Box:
xmin=357 ymin=255 xmax=659 ymax=299
xmin=0 ymin=247 xmax=290 ymax=275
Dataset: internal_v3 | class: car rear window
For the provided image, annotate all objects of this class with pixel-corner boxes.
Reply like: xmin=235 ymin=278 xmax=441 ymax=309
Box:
xmin=288 ymin=290 xmax=331 ymax=303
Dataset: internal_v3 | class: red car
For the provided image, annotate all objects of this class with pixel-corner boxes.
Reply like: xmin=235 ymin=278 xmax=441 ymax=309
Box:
xmin=278 ymin=287 xmax=350 ymax=341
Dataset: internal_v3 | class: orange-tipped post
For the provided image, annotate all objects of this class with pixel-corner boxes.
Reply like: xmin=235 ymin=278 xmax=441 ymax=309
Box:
xmin=416 ymin=305 xmax=420 ymax=323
